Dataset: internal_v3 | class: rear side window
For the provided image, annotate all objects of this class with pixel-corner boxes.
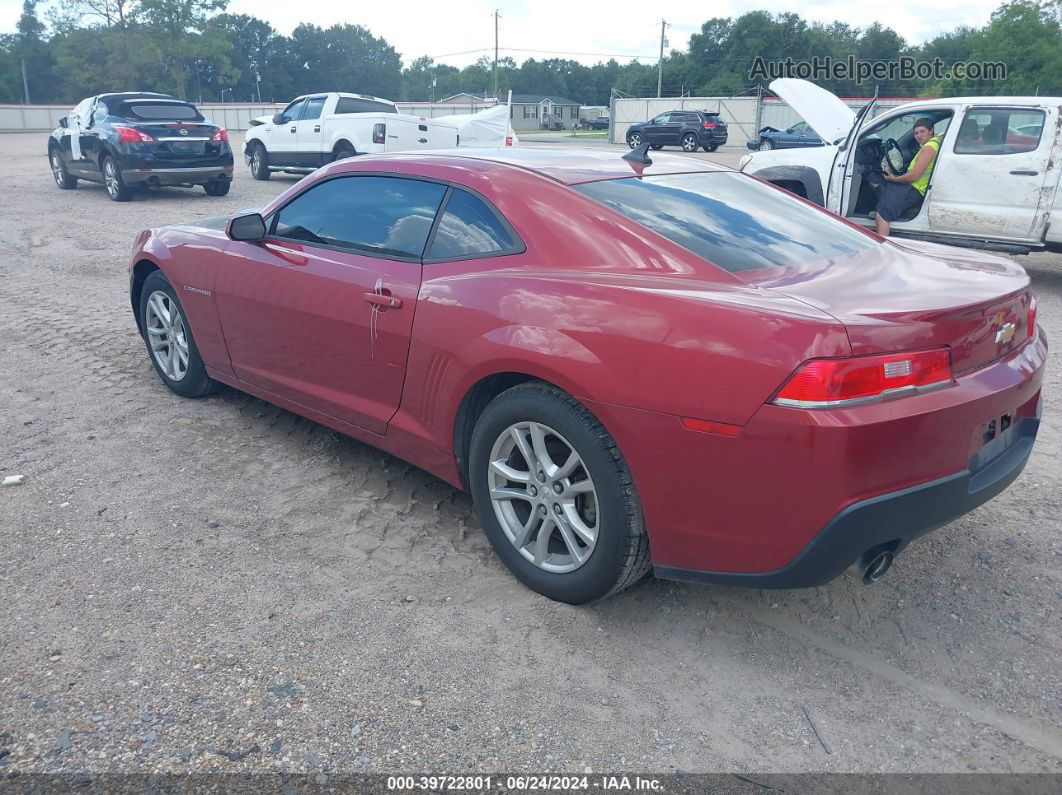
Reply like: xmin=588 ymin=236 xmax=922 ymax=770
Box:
xmin=116 ymin=102 xmax=201 ymax=121
xmin=271 ymin=176 xmax=447 ymax=259
xmin=335 ymin=98 xmax=398 ymax=114
xmin=427 ymin=189 xmax=518 ymax=260
xmin=955 ymin=108 xmax=1045 ymax=154
xmin=574 ymin=172 xmax=876 ymax=272
xmin=301 ymin=97 xmax=326 ymax=121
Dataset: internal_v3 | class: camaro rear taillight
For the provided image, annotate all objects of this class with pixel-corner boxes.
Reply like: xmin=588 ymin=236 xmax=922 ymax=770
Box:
xmin=211 ymin=128 xmax=229 ymax=142
xmin=115 ymin=125 xmax=155 ymax=143
xmin=373 ymin=123 xmax=386 ymax=144
xmin=1028 ymin=296 xmax=1037 ymax=339
xmin=773 ymin=348 xmax=953 ymax=408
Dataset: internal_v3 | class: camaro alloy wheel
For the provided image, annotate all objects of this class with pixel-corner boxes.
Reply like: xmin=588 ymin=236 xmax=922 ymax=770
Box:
xmin=487 ymin=420 xmax=599 ymax=573
xmin=145 ymin=290 xmax=190 ymax=383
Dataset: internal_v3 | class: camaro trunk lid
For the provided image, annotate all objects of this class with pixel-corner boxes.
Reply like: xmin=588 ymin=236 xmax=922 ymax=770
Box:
xmin=742 ymin=239 xmax=1034 ymax=375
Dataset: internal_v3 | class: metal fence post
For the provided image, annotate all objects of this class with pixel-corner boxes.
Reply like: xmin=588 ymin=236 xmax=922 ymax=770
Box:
xmin=755 ymin=84 xmax=763 ymax=133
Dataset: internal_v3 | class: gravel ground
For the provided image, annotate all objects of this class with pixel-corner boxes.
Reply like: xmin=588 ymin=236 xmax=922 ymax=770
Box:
xmin=1 ymin=131 xmax=1061 ymax=777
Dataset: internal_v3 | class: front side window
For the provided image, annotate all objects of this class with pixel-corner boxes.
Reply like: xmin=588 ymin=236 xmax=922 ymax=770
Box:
xmin=92 ymin=100 xmax=109 ymax=125
xmin=427 ymin=189 xmax=517 ymax=260
xmin=574 ymin=172 xmax=876 ymax=272
xmin=955 ymin=108 xmax=1045 ymax=154
xmin=790 ymin=122 xmax=806 ymax=135
xmin=279 ymin=99 xmax=305 ymax=124
xmin=652 ymin=114 xmax=670 ymax=124
xmin=301 ymin=97 xmax=326 ymax=121
xmin=271 ymin=176 xmax=447 ymax=259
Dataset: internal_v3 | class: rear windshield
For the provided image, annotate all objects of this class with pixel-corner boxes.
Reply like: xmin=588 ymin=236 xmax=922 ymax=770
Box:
xmin=574 ymin=172 xmax=876 ymax=272
xmin=115 ymin=102 xmax=202 ymax=121
xmin=335 ymin=98 xmax=397 ymax=114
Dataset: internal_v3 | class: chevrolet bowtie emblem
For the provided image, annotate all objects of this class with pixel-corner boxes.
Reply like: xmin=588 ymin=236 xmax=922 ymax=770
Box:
xmin=995 ymin=322 xmax=1016 ymax=344
xmin=180 ymin=128 xmax=188 ymax=135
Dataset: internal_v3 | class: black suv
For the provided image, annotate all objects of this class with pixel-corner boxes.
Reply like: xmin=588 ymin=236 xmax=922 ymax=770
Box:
xmin=625 ymin=110 xmax=728 ymax=153
xmin=48 ymin=92 xmax=234 ymax=202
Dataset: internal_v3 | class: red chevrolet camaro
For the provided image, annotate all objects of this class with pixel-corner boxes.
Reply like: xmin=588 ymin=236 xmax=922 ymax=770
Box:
xmin=129 ymin=147 xmax=1046 ymax=603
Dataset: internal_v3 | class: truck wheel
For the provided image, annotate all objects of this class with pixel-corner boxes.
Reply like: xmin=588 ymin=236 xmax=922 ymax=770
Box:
xmin=249 ymin=144 xmax=270 ymax=180
xmin=333 ymin=146 xmax=356 ymax=162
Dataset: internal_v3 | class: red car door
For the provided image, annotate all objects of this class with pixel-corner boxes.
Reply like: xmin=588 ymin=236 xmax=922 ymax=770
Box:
xmin=214 ymin=174 xmax=448 ymax=435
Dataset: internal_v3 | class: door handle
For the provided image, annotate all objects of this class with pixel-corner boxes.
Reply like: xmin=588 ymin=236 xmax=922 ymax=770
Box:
xmin=314 ymin=125 xmax=321 ymax=133
xmin=290 ymin=126 xmax=296 ymax=133
xmin=1010 ymin=170 xmax=1038 ymax=176
xmin=364 ymin=292 xmax=402 ymax=309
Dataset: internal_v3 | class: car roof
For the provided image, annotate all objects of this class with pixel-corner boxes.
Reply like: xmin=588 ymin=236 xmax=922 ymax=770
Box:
xmin=345 ymin=147 xmax=733 ymax=186
xmin=892 ymin=96 xmax=1062 ymax=110
xmin=97 ymin=92 xmax=184 ymax=103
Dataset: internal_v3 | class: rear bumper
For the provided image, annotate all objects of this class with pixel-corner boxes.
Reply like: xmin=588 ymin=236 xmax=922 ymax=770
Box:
xmin=655 ymin=411 xmax=1040 ymax=588
xmin=121 ymin=166 xmax=233 ymax=186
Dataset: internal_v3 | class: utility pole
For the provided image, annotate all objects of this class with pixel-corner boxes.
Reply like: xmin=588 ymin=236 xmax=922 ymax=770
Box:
xmin=657 ymin=19 xmax=669 ymax=98
xmin=21 ymin=57 xmax=30 ymax=104
xmin=493 ymin=9 xmax=501 ymax=101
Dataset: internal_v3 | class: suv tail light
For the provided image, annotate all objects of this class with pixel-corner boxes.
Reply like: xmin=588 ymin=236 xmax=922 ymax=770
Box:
xmin=373 ymin=123 xmax=386 ymax=144
xmin=115 ymin=125 xmax=155 ymax=143
xmin=211 ymin=127 xmax=229 ymax=142
xmin=773 ymin=348 xmax=953 ymax=408
xmin=702 ymin=122 xmax=716 ymax=129
xmin=1028 ymin=295 xmax=1037 ymax=339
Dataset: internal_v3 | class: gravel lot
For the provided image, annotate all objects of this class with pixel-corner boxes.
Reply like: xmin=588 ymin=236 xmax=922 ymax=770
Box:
xmin=1 ymin=131 xmax=1061 ymax=777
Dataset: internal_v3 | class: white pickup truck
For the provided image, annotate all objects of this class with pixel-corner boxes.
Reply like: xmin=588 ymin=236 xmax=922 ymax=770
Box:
xmin=740 ymin=79 xmax=1062 ymax=254
xmin=244 ymin=92 xmax=459 ymax=179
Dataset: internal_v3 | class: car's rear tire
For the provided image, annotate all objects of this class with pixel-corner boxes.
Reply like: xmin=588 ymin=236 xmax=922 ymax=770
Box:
xmin=249 ymin=144 xmax=271 ymax=180
xmin=139 ymin=270 xmax=219 ymax=399
xmin=333 ymin=145 xmax=356 ymax=162
xmin=681 ymin=133 xmax=700 ymax=152
xmin=649 ymin=143 xmax=664 ymax=150
xmin=102 ymin=156 xmax=132 ymax=202
xmin=50 ymin=149 xmax=77 ymax=190
xmin=758 ymin=139 xmax=774 ymax=151
xmin=626 ymin=132 xmax=643 ymax=149
xmin=468 ymin=382 xmax=651 ymax=604
xmin=203 ymin=179 xmax=230 ymax=197
xmin=704 ymin=143 xmax=719 ymax=152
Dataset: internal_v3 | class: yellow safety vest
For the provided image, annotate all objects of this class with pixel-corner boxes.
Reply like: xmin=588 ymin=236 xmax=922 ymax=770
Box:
xmin=910 ymin=135 xmax=941 ymax=196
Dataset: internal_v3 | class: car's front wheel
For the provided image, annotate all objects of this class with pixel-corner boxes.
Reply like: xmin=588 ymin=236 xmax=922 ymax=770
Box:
xmin=50 ymin=149 xmax=77 ymax=190
xmin=758 ymin=139 xmax=774 ymax=151
xmin=626 ymin=132 xmax=643 ymax=148
xmin=102 ymin=156 xmax=132 ymax=202
xmin=139 ymin=270 xmax=218 ymax=398
xmin=249 ymin=144 xmax=271 ymax=180
xmin=203 ymin=179 xmax=230 ymax=197
xmin=469 ymin=382 xmax=651 ymax=604
xmin=681 ymin=133 xmax=700 ymax=152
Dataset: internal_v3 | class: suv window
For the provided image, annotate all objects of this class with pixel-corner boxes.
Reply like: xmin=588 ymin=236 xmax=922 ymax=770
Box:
xmin=279 ymin=99 xmax=305 ymax=124
xmin=115 ymin=101 xmax=201 ymax=121
xmin=427 ymin=189 xmax=518 ymax=260
xmin=334 ymin=97 xmax=398 ymax=114
xmin=301 ymin=96 xmax=326 ymax=121
xmin=574 ymin=172 xmax=875 ymax=272
xmin=955 ymin=107 xmax=1045 ymax=154
xmin=271 ymin=176 xmax=447 ymax=259
xmin=651 ymin=114 xmax=670 ymax=124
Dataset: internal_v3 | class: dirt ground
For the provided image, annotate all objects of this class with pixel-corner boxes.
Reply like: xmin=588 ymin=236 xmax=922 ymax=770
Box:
xmin=1 ymin=132 xmax=1061 ymax=777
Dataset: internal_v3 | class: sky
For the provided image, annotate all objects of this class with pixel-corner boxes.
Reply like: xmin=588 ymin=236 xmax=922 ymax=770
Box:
xmin=1 ymin=0 xmax=1008 ymax=67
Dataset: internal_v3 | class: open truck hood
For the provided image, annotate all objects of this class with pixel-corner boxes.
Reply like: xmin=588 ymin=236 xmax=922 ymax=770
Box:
xmin=769 ymin=79 xmax=855 ymax=144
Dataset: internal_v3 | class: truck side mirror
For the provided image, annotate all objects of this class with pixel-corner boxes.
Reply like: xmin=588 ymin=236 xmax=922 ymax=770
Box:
xmin=227 ymin=213 xmax=267 ymax=242
xmin=272 ymin=113 xmax=284 ymax=125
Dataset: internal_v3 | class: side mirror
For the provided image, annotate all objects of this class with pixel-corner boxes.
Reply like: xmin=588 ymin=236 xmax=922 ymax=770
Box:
xmin=272 ymin=113 xmax=284 ymax=125
xmin=58 ymin=116 xmax=68 ymax=129
xmin=227 ymin=213 xmax=267 ymax=242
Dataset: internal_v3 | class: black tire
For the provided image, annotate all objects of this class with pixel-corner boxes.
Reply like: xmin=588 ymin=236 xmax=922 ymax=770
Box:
xmin=102 ymin=155 xmax=133 ymax=202
xmin=626 ymin=132 xmax=643 ymax=149
xmin=50 ymin=148 xmax=77 ymax=189
xmin=681 ymin=133 xmax=700 ymax=152
xmin=704 ymin=143 xmax=719 ymax=152
xmin=138 ymin=270 xmax=219 ymax=398
xmin=758 ymin=139 xmax=774 ymax=151
xmin=203 ymin=179 xmax=230 ymax=197
xmin=333 ymin=145 xmax=356 ymax=162
xmin=469 ymin=382 xmax=651 ymax=604
xmin=249 ymin=144 xmax=271 ymax=180
xmin=649 ymin=143 xmax=664 ymax=150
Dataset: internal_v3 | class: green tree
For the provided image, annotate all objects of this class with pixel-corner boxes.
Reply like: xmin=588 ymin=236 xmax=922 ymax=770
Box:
xmin=138 ymin=0 xmax=231 ymax=98
xmin=16 ymin=0 xmax=56 ymax=102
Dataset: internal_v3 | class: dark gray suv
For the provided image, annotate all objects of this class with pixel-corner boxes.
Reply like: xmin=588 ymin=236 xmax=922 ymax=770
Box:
xmin=625 ymin=110 xmax=728 ymax=153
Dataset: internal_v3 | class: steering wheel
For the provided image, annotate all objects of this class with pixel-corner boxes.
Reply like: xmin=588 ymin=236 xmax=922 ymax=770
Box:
xmin=882 ymin=138 xmax=907 ymax=175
